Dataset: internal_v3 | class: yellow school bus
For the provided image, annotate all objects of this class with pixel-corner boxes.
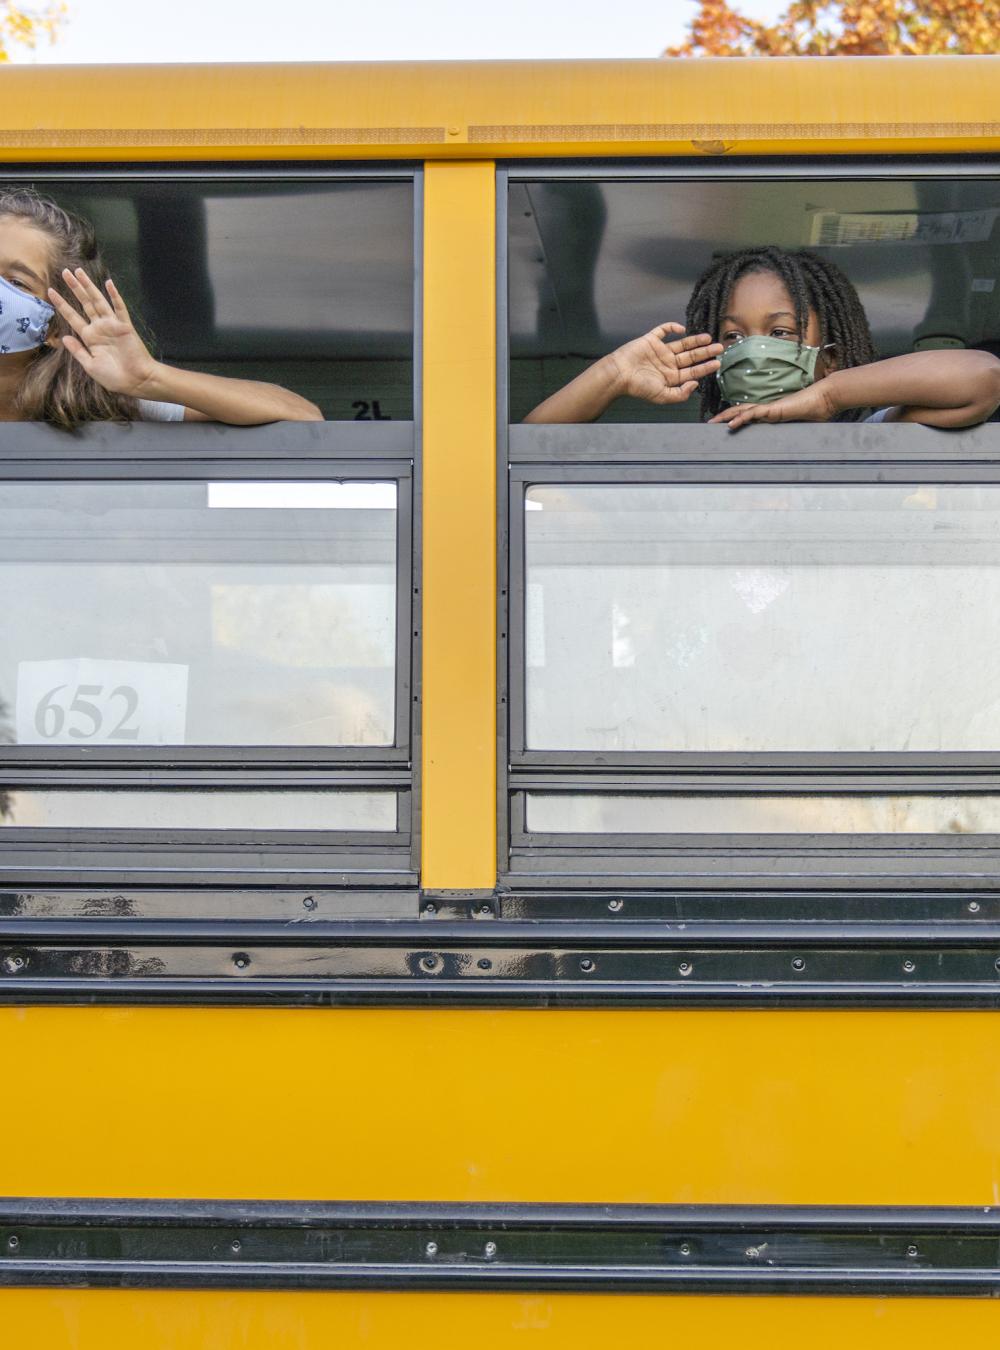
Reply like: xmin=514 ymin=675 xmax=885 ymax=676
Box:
xmin=2 ymin=54 xmax=1000 ymax=1347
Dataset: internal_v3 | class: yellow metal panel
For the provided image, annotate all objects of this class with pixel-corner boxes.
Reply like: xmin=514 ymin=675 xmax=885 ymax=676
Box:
xmin=4 ymin=1008 xmax=1000 ymax=1204
xmin=0 ymin=58 xmax=996 ymax=160
xmin=421 ymin=160 xmax=496 ymax=889
xmin=2 ymin=1290 xmax=1000 ymax=1348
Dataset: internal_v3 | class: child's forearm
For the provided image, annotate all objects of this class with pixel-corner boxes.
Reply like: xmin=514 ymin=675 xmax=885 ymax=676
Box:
xmin=523 ymin=354 xmax=624 ymax=423
xmin=135 ymin=362 xmax=323 ymax=423
xmin=826 ymin=351 xmax=1000 ymax=427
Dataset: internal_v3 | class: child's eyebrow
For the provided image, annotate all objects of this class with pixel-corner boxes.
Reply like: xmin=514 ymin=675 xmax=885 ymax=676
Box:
xmin=7 ymin=259 xmax=45 ymax=285
xmin=720 ymin=310 xmax=798 ymax=324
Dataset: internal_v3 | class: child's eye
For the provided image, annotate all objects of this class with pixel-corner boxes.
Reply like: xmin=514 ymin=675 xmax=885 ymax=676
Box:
xmin=771 ymin=327 xmax=797 ymax=339
xmin=6 ymin=276 xmax=29 ymax=291
xmin=721 ymin=331 xmax=743 ymax=344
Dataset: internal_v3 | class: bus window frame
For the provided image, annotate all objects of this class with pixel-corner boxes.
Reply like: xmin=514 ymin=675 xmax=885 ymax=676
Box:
xmin=498 ymin=160 xmax=1000 ymax=895
xmin=0 ymin=165 xmax=424 ymax=902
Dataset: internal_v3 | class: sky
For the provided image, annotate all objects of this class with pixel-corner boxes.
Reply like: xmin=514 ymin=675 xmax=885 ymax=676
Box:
xmin=16 ymin=0 xmax=788 ymax=64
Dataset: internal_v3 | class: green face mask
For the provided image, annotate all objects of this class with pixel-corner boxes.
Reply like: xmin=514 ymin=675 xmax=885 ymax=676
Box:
xmin=716 ymin=335 xmax=828 ymax=406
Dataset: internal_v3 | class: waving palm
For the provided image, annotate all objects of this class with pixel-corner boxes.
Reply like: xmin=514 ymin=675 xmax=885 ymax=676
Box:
xmin=47 ymin=267 xmax=157 ymax=396
xmin=608 ymin=322 xmax=723 ymax=405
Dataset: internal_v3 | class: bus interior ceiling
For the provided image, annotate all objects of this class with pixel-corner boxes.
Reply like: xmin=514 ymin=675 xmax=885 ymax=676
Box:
xmin=42 ymin=177 xmax=416 ymax=422
xmin=508 ymin=177 xmax=1000 ymax=423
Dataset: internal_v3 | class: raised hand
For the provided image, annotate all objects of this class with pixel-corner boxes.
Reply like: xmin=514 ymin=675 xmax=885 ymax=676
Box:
xmin=607 ymin=322 xmax=724 ymax=405
xmin=47 ymin=268 xmax=158 ymax=396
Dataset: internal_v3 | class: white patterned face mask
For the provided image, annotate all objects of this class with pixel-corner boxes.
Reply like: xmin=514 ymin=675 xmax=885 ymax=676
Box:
xmin=0 ymin=273 xmax=54 ymax=355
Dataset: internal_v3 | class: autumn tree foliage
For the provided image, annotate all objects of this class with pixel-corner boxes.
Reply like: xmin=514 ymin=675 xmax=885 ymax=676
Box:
xmin=665 ymin=0 xmax=1000 ymax=55
xmin=0 ymin=0 xmax=64 ymax=61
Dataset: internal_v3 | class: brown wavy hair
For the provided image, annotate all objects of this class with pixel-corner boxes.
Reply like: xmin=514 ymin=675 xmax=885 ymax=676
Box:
xmin=0 ymin=188 xmax=140 ymax=430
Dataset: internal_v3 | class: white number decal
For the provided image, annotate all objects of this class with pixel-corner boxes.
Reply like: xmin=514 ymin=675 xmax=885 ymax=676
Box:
xmin=16 ymin=660 xmax=188 ymax=746
xmin=31 ymin=682 xmax=142 ymax=741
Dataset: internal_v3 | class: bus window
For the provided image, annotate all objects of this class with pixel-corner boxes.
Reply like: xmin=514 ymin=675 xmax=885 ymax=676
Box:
xmin=0 ymin=787 xmax=397 ymax=831
xmin=525 ymin=793 xmax=1000 ymax=836
xmin=521 ymin=481 xmax=1000 ymax=755
xmin=0 ymin=478 xmax=400 ymax=750
xmin=508 ymin=175 xmax=1000 ymax=424
xmin=34 ymin=176 xmax=415 ymax=421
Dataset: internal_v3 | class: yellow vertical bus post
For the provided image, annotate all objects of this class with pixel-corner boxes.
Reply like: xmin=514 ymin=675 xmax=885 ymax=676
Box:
xmin=1 ymin=56 xmax=1000 ymax=1347
xmin=422 ymin=157 xmax=497 ymax=891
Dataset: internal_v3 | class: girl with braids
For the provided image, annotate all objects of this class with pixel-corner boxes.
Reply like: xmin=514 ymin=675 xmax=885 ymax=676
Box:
xmin=525 ymin=245 xmax=1000 ymax=430
xmin=0 ymin=188 xmax=321 ymax=428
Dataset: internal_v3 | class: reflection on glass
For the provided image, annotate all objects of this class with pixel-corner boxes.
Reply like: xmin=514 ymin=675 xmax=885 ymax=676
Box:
xmin=1 ymin=790 xmax=397 ymax=831
xmin=1 ymin=481 xmax=397 ymax=747
xmin=525 ymin=484 xmax=1000 ymax=752
xmin=526 ymin=793 xmax=1000 ymax=835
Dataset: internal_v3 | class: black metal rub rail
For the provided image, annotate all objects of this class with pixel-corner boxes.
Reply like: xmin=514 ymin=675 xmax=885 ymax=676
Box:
xmin=2 ymin=1202 xmax=1000 ymax=1295
xmin=5 ymin=928 xmax=1000 ymax=1005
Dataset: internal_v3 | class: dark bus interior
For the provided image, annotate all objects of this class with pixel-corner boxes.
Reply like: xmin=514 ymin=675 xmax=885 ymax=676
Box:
xmin=40 ymin=176 xmax=415 ymax=422
xmin=13 ymin=172 xmax=1000 ymax=424
xmin=508 ymin=175 xmax=1000 ymax=422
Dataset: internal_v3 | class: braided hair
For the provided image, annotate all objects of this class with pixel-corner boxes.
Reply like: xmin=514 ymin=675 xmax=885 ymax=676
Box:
xmin=684 ymin=246 xmax=877 ymax=422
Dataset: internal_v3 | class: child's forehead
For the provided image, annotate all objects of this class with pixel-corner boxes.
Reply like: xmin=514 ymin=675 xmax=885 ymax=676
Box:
xmin=724 ymin=269 xmax=798 ymax=313
xmin=0 ymin=215 xmax=53 ymax=274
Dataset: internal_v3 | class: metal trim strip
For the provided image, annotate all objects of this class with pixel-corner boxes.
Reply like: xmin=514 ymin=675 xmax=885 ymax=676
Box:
xmin=1 ymin=1200 xmax=998 ymax=1294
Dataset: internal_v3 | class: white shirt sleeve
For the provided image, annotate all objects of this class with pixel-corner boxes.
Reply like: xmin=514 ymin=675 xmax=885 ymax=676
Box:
xmin=137 ymin=399 xmax=186 ymax=422
xmin=864 ymin=407 xmax=893 ymax=423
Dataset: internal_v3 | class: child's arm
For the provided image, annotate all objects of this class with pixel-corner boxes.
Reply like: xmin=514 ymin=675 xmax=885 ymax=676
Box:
xmin=826 ymin=350 xmax=1000 ymax=428
xmin=524 ymin=323 xmax=723 ymax=423
xmin=49 ymin=268 xmax=323 ymax=424
xmin=711 ymin=350 xmax=1000 ymax=431
xmin=129 ymin=365 xmax=323 ymax=424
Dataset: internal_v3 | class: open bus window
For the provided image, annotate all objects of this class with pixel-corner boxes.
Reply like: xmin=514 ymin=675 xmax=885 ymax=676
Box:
xmin=0 ymin=479 xmax=401 ymax=749
xmin=38 ymin=177 xmax=415 ymax=422
xmin=508 ymin=176 xmax=1000 ymax=424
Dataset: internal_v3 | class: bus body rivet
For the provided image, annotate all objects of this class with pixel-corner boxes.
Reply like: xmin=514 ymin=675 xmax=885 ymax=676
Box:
xmin=679 ymin=962 xmax=692 ymax=976
xmin=303 ymin=896 xmax=317 ymax=911
xmin=994 ymin=957 xmax=1000 ymax=972
xmin=968 ymin=902 xmax=981 ymax=913
xmin=425 ymin=1241 xmax=438 ymax=1257
xmin=745 ymin=1246 xmax=760 ymax=1259
xmin=485 ymin=1241 xmax=497 ymax=1258
xmin=424 ymin=903 xmax=437 ymax=916
xmin=231 ymin=1240 xmax=241 ymax=1254
xmin=2 ymin=954 xmax=25 ymax=974
xmin=608 ymin=899 xmax=623 ymax=912
xmin=903 ymin=960 xmax=916 ymax=973
xmin=478 ymin=958 xmax=492 ymax=971
xmin=6 ymin=1236 xmax=18 ymax=1251
xmin=907 ymin=1245 xmax=918 ymax=1258
xmin=791 ymin=958 xmax=805 ymax=972
xmin=679 ymin=1242 xmax=691 ymax=1256
xmin=233 ymin=953 xmax=250 ymax=970
xmin=579 ymin=958 xmax=595 ymax=972
xmin=479 ymin=904 xmax=492 ymax=916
